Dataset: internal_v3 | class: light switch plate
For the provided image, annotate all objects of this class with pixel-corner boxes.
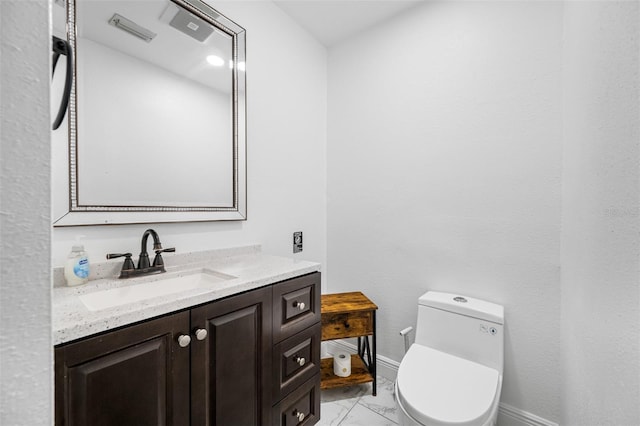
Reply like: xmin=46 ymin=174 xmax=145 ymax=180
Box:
xmin=293 ymin=232 xmax=303 ymax=253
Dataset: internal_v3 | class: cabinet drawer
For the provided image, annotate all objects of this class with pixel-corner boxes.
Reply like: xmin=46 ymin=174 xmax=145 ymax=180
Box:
xmin=272 ymin=373 xmax=320 ymax=426
xmin=273 ymin=272 xmax=321 ymax=343
xmin=273 ymin=323 xmax=321 ymax=401
xmin=321 ymin=311 xmax=373 ymax=340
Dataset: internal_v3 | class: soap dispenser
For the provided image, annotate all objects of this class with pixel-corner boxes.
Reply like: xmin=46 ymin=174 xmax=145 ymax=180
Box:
xmin=64 ymin=236 xmax=90 ymax=286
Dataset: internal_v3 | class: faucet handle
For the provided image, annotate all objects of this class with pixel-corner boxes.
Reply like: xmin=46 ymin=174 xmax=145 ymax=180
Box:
xmin=106 ymin=252 xmax=132 ymax=260
xmin=106 ymin=253 xmax=135 ymax=272
xmin=152 ymin=247 xmax=175 ymax=269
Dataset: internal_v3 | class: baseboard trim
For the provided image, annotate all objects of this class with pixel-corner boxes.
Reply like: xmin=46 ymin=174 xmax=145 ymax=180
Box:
xmin=323 ymin=340 xmax=558 ymax=426
xmin=497 ymin=403 xmax=559 ymax=426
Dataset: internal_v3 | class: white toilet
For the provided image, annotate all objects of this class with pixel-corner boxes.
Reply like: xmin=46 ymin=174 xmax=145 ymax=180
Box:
xmin=395 ymin=291 xmax=504 ymax=426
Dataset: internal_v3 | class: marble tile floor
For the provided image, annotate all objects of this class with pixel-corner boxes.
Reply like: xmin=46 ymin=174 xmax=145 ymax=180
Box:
xmin=318 ymin=375 xmax=399 ymax=426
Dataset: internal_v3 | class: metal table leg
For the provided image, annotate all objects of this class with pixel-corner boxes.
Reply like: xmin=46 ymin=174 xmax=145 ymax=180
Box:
xmin=372 ymin=310 xmax=377 ymax=396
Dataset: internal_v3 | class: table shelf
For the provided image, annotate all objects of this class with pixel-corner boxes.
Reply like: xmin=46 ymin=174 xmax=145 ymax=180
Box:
xmin=320 ymin=355 xmax=374 ymax=390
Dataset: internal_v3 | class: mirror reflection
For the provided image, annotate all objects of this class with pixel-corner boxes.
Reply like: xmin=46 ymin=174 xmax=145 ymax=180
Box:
xmin=52 ymin=0 xmax=247 ymax=226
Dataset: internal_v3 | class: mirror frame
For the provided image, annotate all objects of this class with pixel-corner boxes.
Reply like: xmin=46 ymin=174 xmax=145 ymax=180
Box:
xmin=54 ymin=0 xmax=247 ymax=226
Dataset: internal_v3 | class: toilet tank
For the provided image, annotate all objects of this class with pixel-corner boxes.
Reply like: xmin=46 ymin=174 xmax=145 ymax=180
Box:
xmin=414 ymin=291 xmax=504 ymax=372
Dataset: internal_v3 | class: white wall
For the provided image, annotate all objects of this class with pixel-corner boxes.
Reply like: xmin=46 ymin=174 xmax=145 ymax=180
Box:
xmin=561 ymin=1 xmax=640 ymax=425
xmin=0 ymin=1 xmax=52 ymax=424
xmin=53 ymin=1 xmax=328 ymax=282
xmin=327 ymin=1 xmax=562 ymax=422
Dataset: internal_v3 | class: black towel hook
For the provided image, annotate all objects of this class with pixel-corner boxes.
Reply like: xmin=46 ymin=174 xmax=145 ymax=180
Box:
xmin=52 ymin=35 xmax=72 ymax=130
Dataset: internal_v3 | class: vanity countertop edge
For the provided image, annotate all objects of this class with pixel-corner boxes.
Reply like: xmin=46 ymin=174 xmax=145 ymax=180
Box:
xmin=53 ymin=248 xmax=321 ymax=345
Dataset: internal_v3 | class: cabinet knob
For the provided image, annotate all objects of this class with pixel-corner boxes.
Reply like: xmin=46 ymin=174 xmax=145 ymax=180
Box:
xmin=295 ymin=356 xmax=306 ymax=367
xmin=293 ymin=410 xmax=305 ymax=423
xmin=294 ymin=301 xmax=305 ymax=311
xmin=177 ymin=334 xmax=191 ymax=348
xmin=194 ymin=328 xmax=208 ymax=341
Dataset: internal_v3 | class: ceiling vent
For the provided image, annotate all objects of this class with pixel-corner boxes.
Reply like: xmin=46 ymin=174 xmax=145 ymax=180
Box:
xmin=169 ymin=8 xmax=214 ymax=42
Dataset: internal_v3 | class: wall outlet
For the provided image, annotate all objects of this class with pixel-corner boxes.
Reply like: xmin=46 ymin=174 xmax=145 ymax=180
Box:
xmin=293 ymin=232 xmax=303 ymax=253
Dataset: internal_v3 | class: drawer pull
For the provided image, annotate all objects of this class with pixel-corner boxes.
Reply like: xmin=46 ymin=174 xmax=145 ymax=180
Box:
xmin=194 ymin=328 xmax=208 ymax=341
xmin=177 ymin=334 xmax=191 ymax=348
xmin=293 ymin=410 xmax=305 ymax=423
xmin=343 ymin=321 xmax=350 ymax=329
xmin=295 ymin=356 xmax=306 ymax=367
xmin=293 ymin=301 xmax=306 ymax=311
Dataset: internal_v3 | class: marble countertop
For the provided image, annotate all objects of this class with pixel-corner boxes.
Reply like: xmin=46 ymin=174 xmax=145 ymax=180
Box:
xmin=53 ymin=245 xmax=321 ymax=345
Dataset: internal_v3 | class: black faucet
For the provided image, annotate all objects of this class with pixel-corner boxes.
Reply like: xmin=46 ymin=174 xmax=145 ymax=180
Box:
xmin=138 ymin=229 xmax=162 ymax=269
xmin=107 ymin=229 xmax=175 ymax=279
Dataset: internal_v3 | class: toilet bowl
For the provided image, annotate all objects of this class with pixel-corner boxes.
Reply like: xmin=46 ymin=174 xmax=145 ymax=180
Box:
xmin=395 ymin=292 xmax=504 ymax=426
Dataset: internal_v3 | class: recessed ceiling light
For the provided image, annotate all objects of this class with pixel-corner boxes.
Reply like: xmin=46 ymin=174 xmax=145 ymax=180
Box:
xmin=206 ymin=55 xmax=224 ymax=66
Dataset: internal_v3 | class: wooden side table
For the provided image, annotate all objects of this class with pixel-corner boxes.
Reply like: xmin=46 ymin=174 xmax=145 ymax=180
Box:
xmin=320 ymin=292 xmax=378 ymax=396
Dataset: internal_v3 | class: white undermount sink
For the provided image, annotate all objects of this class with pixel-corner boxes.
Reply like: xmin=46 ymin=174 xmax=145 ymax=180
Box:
xmin=79 ymin=268 xmax=236 ymax=311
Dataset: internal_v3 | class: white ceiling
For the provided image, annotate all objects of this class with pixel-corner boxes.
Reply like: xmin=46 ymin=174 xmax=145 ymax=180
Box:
xmin=273 ymin=0 xmax=422 ymax=47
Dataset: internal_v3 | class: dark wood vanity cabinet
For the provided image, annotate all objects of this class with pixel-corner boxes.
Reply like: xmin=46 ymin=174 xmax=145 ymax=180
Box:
xmin=55 ymin=272 xmax=321 ymax=426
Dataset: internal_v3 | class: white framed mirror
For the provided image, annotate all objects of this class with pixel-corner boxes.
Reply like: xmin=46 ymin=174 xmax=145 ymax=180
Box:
xmin=52 ymin=0 xmax=246 ymax=226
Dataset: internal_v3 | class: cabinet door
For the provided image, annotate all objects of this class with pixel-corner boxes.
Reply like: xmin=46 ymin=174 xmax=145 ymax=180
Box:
xmin=190 ymin=287 xmax=272 ymax=426
xmin=55 ymin=311 xmax=191 ymax=426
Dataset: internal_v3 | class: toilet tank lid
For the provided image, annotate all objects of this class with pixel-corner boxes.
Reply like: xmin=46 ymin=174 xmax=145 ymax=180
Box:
xmin=419 ymin=291 xmax=504 ymax=325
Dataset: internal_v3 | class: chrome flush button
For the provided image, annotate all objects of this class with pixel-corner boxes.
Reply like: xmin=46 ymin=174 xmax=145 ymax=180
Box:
xmin=453 ymin=296 xmax=468 ymax=303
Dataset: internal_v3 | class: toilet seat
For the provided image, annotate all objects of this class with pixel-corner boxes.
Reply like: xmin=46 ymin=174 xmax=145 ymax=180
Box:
xmin=396 ymin=344 xmax=500 ymax=426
